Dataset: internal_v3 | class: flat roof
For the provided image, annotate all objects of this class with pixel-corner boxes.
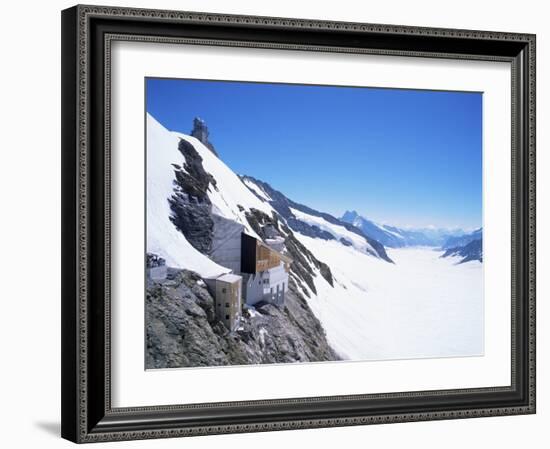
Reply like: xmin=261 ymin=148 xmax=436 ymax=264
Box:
xmin=217 ymin=273 xmax=242 ymax=283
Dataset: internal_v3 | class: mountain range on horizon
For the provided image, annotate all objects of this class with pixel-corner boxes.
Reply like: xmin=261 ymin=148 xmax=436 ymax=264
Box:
xmin=340 ymin=210 xmax=481 ymax=250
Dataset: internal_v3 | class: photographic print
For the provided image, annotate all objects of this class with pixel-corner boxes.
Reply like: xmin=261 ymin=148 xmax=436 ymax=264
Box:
xmin=145 ymin=78 xmax=483 ymax=370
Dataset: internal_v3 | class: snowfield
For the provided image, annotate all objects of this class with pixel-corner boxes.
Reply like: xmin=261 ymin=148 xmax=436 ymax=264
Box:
xmin=295 ymin=236 xmax=484 ymax=361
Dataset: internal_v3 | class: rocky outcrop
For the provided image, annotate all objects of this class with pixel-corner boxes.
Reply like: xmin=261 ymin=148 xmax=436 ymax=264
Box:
xmin=146 ymin=268 xmax=339 ymax=368
xmin=286 ymin=216 xmax=336 ymax=241
xmin=146 ymin=253 xmax=165 ymax=268
xmin=168 ymin=139 xmax=216 ymax=254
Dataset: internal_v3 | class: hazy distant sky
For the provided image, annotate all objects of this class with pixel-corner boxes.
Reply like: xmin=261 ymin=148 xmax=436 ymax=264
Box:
xmin=146 ymin=78 xmax=482 ymax=230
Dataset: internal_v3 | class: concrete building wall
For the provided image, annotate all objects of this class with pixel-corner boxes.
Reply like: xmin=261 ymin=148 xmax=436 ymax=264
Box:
xmin=210 ymin=228 xmax=290 ymax=308
xmin=204 ymin=277 xmax=218 ymax=294
xmin=209 ymin=214 xmax=245 ymax=273
xmin=215 ymin=280 xmax=241 ymax=331
xmin=263 ymin=262 xmax=288 ymax=306
xmin=205 ymin=275 xmax=242 ymax=331
xmin=242 ymin=273 xmax=265 ymax=306
xmin=242 ymin=262 xmax=289 ymax=307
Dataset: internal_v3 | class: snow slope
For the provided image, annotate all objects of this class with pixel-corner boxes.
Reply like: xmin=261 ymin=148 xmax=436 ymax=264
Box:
xmin=146 ymin=114 xmax=229 ymax=277
xmin=242 ymin=177 xmax=273 ymax=202
xmin=172 ymin=133 xmax=273 ymax=235
xmin=293 ymin=236 xmax=484 ymax=360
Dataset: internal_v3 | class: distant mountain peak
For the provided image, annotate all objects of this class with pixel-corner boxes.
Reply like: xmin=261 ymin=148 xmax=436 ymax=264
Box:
xmin=341 ymin=211 xmax=473 ymax=249
xmin=341 ymin=210 xmax=359 ymax=222
xmin=240 ymin=176 xmax=393 ymax=263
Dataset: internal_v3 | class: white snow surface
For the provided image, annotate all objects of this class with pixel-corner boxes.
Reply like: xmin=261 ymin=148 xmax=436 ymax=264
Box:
xmin=294 ymin=235 xmax=484 ymax=361
xmin=242 ymin=178 xmax=273 ymax=202
xmin=146 ymin=114 xmax=229 ymax=277
xmin=290 ymin=207 xmax=378 ymax=257
xmin=171 ymin=133 xmax=274 ymax=237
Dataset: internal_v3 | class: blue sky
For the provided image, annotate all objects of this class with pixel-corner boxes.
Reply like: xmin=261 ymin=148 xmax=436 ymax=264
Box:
xmin=146 ymin=78 xmax=482 ymax=230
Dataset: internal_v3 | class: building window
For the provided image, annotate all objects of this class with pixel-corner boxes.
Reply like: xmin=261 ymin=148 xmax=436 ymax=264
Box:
xmin=225 ymin=302 xmax=230 ymax=308
xmin=222 ymin=288 xmax=227 ymax=293
xmin=225 ymin=315 xmax=230 ymax=320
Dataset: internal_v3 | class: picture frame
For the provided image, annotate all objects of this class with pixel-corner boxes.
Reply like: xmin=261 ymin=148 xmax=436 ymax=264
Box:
xmin=61 ymin=4 xmax=536 ymax=443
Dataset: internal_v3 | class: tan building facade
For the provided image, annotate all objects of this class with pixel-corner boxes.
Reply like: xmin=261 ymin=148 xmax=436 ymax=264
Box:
xmin=204 ymin=274 xmax=242 ymax=331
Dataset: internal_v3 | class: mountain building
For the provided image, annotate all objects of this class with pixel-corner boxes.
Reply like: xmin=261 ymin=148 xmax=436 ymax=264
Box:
xmin=240 ymin=233 xmax=291 ymax=307
xmin=207 ymin=214 xmax=292 ymax=324
xmin=204 ymin=274 xmax=243 ymax=332
xmin=190 ymin=117 xmax=218 ymax=156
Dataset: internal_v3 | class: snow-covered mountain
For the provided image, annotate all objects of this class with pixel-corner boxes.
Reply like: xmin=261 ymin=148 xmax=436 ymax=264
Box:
xmin=241 ymin=177 xmax=392 ymax=263
xmin=340 ymin=210 xmax=467 ymax=248
xmin=340 ymin=210 xmax=408 ymax=248
xmin=441 ymin=239 xmax=483 ymax=264
xmin=442 ymin=228 xmax=482 ymax=250
xmin=440 ymin=228 xmax=483 ymax=264
xmin=146 ymin=114 xmax=484 ymax=365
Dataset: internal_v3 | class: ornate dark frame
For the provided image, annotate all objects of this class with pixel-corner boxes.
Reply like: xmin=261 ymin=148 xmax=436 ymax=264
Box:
xmin=61 ymin=4 xmax=536 ymax=444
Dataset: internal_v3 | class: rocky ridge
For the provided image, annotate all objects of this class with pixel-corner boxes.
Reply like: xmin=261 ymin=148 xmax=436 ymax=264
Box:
xmin=146 ymin=268 xmax=339 ymax=368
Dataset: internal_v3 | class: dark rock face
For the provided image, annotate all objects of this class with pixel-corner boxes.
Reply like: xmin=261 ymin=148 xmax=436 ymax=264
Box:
xmin=441 ymin=238 xmax=483 ymax=264
xmin=146 ymin=269 xmax=339 ymax=368
xmin=168 ymin=139 xmax=215 ymax=254
xmin=241 ymin=175 xmax=393 ymax=263
xmin=286 ymin=216 xmax=336 ymax=241
xmin=339 ymin=237 xmax=353 ymax=247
